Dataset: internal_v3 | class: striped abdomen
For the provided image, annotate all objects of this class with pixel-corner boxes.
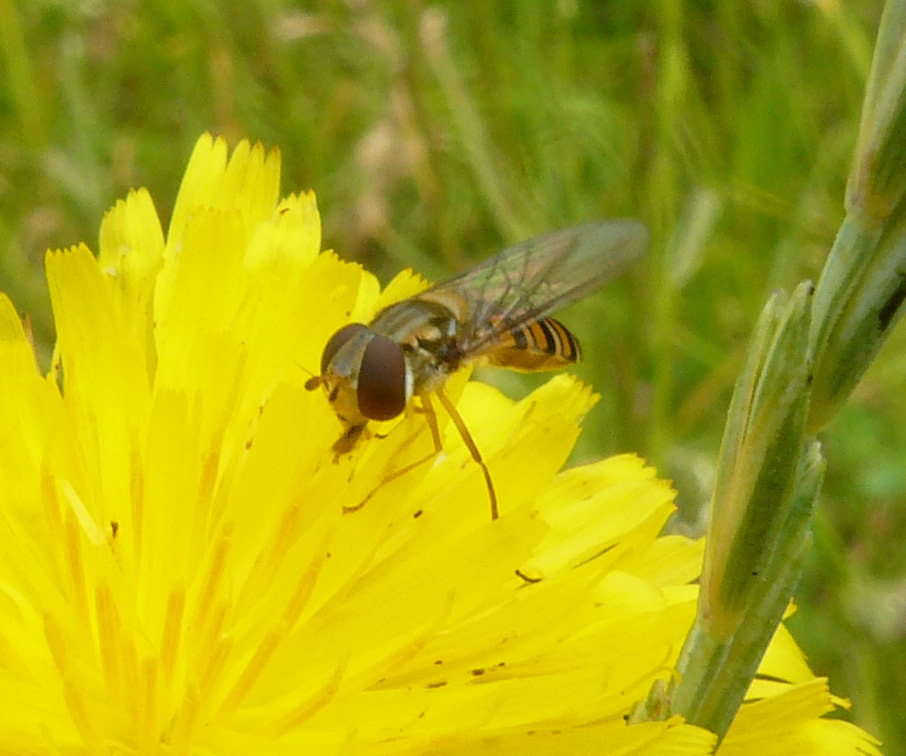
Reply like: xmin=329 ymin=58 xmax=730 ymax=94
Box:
xmin=483 ymin=317 xmax=581 ymax=371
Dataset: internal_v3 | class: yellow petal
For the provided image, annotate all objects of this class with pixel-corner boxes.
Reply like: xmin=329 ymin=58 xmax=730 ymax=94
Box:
xmin=0 ymin=135 xmax=878 ymax=755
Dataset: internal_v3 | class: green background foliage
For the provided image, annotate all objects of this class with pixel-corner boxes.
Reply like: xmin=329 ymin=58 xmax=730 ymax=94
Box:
xmin=1 ymin=0 xmax=902 ymax=751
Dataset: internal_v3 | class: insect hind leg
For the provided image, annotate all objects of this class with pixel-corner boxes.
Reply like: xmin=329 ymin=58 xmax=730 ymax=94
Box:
xmin=433 ymin=387 xmax=499 ymax=520
xmin=342 ymin=390 xmax=499 ymax=521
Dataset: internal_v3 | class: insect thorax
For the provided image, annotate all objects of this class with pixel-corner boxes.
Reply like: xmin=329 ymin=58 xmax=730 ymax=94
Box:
xmin=370 ymin=299 xmax=464 ymax=393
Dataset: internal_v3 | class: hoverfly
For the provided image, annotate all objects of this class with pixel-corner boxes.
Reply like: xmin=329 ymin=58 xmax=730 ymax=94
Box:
xmin=305 ymin=220 xmax=647 ymax=519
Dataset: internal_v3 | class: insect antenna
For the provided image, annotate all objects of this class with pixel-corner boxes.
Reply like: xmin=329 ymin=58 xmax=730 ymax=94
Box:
xmin=296 ymin=360 xmax=322 ymax=390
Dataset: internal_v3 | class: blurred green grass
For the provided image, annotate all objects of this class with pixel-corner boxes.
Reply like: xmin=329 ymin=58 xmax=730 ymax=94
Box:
xmin=0 ymin=0 xmax=902 ymax=752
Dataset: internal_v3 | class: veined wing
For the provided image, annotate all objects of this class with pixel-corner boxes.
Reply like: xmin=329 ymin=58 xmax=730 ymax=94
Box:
xmin=413 ymin=219 xmax=647 ymax=358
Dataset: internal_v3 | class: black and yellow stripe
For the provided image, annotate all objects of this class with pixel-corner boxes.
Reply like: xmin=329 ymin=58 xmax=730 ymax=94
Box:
xmin=484 ymin=317 xmax=582 ymax=371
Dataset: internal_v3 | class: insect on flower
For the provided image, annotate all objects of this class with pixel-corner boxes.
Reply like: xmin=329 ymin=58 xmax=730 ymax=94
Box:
xmin=306 ymin=220 xmax=648 ymax=519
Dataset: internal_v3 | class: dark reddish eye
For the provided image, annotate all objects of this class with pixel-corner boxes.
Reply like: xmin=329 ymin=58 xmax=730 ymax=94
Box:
xmin=320 ymin=323 xmax=369 ymax=374
xmin=357 ymin=334 xmax=407 ymax=420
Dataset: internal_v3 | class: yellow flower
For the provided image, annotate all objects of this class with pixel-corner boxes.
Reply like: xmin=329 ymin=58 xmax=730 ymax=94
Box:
xmin=0 ymin=134 xmax=880 ymax=754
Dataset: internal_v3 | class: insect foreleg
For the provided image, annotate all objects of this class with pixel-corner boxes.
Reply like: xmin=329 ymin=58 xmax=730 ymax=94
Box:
xmin=332 ymin=423 xmax=367 ymax=457
xmin=341 ymin=401 xmax=443 ymax=515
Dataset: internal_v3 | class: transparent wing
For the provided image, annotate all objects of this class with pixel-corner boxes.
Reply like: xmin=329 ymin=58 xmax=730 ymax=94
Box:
xmin=415 ymin=219 xmax=647 ymax=357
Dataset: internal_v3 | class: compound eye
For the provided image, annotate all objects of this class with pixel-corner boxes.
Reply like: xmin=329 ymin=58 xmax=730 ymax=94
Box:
xmin=320 ymin=323 xmax=369 ymax=375
xmin=357 ymin=334 xmax=408 ymax=421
